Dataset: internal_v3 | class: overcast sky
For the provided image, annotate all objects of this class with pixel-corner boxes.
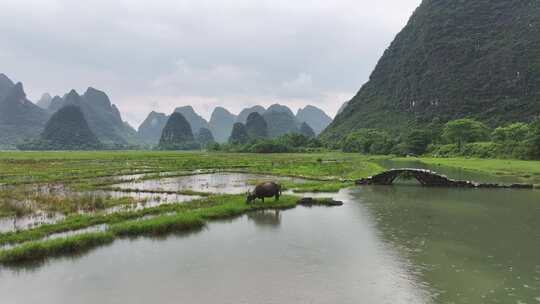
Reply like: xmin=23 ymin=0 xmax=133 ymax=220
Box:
xmin=0 ymin=0 xmax=421 ymax=127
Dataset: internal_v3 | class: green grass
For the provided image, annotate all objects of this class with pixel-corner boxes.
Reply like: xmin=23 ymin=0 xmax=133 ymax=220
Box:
xmin=408 ymin=157 xmax=540 ymax=183
xmin=0 ymin=232 xmax=115 ymax=264
xmin=110 ymin=213 xmax=205 ymax=237
xmin=0 ymin=151 xmax=386 ymax=186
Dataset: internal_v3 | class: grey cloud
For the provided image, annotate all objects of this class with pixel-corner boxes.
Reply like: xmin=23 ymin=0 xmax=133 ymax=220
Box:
xmin=0 ymin=0 xmax=421 ymax=125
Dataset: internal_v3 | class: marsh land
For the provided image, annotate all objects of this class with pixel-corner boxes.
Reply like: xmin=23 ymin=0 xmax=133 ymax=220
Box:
xmin=0 ymin=151 xmax=539 ymax=303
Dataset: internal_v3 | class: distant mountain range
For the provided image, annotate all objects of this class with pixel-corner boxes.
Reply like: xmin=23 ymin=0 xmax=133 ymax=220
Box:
xmin=138 ymin=103 xmax=333 ymax=145
xmin=19 ymin=102 xmax=101 ymax=150
xmin=48 ymin=88 xmax=139 ymax=145
xmin=0 ymin=73 xmax=334 ymax=149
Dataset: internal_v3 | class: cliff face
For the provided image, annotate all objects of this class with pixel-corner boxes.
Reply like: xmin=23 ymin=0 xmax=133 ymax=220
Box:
xmin=322 ymin=0 xmax=540 ymax=143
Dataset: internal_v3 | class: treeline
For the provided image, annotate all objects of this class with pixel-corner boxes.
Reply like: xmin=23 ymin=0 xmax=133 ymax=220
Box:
xmin=338 ymin=118 xmax=540 ymax=160
xmin=209 ymin=133 xmax=322 ymax=153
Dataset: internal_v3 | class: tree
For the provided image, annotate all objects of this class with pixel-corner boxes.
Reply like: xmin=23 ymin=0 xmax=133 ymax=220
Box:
xmin=159 ymin=112 xmax=198 ymax=150
xmin=527 ymin=118 xmax=540 ymax=159
xmin=278 ymin=133 xmax=310 ymax=148
xmin=426 ymin=117 xmax=444 ymax=144
xmin=229 ymin=123 xmax=249 ymax=144
xmin=341 ymin=129 xmax=393 ymax=154
xmin=400 ymin=129 xmax=430 ymax=155
xmin=245 ymin=112 xmax=268 ymax=140
xmin=299 ymin=122 xmax=316 ymax=138
xmin=491 ymin=123 xmax=529 ymax=143
xmin=197 ymin=127 xmax=215 ymax=148
xmin=442 ymin=119 xmax=489 ymax=149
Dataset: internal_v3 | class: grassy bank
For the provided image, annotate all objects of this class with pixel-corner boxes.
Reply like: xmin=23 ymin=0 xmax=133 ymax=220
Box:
xmin=0 ymin=232 xmax=115 ymax=264
xmin=410 ymin=157 xmax=540 ymax=184
xmin=0 ymin=195 xmax=339 ymax=265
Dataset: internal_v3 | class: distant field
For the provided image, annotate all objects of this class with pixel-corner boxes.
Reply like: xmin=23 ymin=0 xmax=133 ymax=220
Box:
xmin=2 ymin=151 xmax=540 ymax=185
xmin=0 ymin=151 xmax=386 ymax=185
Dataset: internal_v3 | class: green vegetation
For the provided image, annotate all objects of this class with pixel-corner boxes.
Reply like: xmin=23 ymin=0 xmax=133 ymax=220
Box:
xmin=322 ymin=0 xmax=540 ymax=144
xmin=331 ymin=117 xmax=540 ymax=161
xmin=341 ymin=129 xmax=394 ymax=155
xmin=0 ymin=232 xmax=115 ymax=264
xmin=0 ymin=151 xmax=385 ymax=186
xmin=441 ymin=119 xmax=489 ymax=150
xmin=215 ymin=133 xmax=323 ymax=153
xmin=411 ymin=157 xmax=540 ymax=184
xmin=110 ymin=213 xmax=204 ymax=237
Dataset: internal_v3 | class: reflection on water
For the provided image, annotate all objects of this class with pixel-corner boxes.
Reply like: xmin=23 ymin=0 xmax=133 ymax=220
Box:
xmin=0 ymin=189 xmax=433 ymax=304
xmin=354 ymin=185 xmax=540 ymax=303
xmin=0 ymin=212 xmax=65 ymax=234
xmin=247 ymin=210 xmax=282 ymax=228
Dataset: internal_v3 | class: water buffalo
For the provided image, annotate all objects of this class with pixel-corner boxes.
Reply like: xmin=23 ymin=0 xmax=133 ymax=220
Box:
xmin=246 ymin=182 xmax=282 ymax=204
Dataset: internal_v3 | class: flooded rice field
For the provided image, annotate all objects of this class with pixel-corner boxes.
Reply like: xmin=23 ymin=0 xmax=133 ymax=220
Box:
xmin=0 ymin=170 xmax=539 ymax=303
xmin=113 ymin=172 xmax=307 ymax=194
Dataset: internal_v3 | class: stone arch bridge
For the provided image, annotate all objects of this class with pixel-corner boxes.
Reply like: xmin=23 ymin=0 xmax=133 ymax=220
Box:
xmin=355 ymin=168 xmax=533 ymax=189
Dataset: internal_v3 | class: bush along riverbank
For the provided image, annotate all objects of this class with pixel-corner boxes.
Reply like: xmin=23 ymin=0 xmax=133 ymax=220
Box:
xmin=0 ymin=195 xmax=342 ymax=266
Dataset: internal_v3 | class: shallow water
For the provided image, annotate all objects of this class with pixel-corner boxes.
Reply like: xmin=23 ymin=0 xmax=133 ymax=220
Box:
xmin=0 ymin=172 xmax=293 ymax=233
xmin=114 ymin=172 xmax=307 ymax=194
xmin=0 ymin=191 xmax=199 ymax=233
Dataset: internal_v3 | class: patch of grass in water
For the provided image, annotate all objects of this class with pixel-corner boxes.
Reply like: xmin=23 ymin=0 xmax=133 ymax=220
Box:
xmin=0 ymin=200 xmax=33 ymax=218
xmin=110 ymin=213 xmax=204 ymax=237
xmin=0 ymin=232 xmax=114 ymax=265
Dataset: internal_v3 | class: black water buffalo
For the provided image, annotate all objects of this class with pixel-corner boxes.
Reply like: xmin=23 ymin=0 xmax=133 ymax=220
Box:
xmin=246 ymin=182 xmax=282 ymax=204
